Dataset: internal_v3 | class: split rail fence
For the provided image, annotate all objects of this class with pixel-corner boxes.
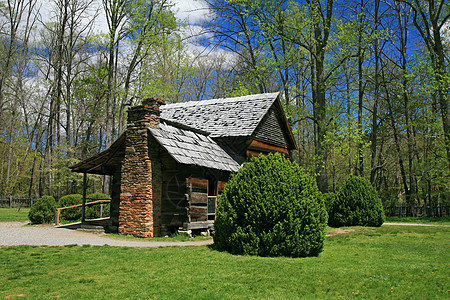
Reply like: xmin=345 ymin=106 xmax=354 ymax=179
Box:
xmin=382 ymin=203 xmax=449 ymax=217
xmin=0 ymin=197 xmax=36 ymax=208
xmin=55 ymin=199 xmax=111 ymax=225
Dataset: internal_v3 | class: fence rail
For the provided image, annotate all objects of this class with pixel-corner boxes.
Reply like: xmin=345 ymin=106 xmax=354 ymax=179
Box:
xmin=0 ymin=197 xmax=36 ymax=208
xmin=55 ymin=199 xmax=111 ymax=225
xmin=383 ymin=203 xmax=450 ymax=217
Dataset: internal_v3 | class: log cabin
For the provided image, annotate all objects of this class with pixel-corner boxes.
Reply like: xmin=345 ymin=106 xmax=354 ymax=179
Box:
xmin=70 ymin=92 xmax=297 ymax=237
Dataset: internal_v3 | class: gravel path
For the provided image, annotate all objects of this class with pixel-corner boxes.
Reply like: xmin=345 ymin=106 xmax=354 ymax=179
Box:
xmin=0 ymin=222 xmax=213 ymax=247
xmin=1 ymin=222 xmax=448 ymax=247
xmin=383 ymin=222 xmax=450 ymax=227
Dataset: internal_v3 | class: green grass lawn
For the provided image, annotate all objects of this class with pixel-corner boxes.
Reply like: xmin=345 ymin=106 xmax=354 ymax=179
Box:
xmin=106 ymin=232 xmax=211 ymax=242
xmin=1 ymin=225 xmax=449 ymax=299
xmin=0 ymin=207 xmax=30 ymax=222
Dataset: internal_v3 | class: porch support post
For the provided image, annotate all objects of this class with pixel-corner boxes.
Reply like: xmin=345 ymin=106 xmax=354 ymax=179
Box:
xmin=81 ymin=172 xmax=87 ymax=222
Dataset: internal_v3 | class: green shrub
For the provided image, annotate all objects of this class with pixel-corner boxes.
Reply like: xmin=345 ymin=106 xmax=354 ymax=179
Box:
xmin=214 ymin=153 xmax=328 ymax=258
xmin=28 ymin=196 xmax=57 ymax=224
xmin=328 ymin=175 xmax=385 ymax=227
xmin=86 ymin=193 xmax=110 ymax=219
xmin=58 ymin=194 xmax=83 ymax=221
xmin=323 ymin=192 xmax=336 ymax=214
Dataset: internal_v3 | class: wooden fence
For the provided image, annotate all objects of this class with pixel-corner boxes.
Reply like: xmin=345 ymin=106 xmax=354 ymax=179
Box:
xmin=0 ymin=197 xmax=36 ymax=208
xmin=383 ymin=203 xmax=450 ymax=217
xmin=55 ymin=199 xmax=111 ymax=225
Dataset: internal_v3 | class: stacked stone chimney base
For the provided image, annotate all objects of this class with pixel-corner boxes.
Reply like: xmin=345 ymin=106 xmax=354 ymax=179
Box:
xmin=118 ymin=98 xmax=163 ymax=238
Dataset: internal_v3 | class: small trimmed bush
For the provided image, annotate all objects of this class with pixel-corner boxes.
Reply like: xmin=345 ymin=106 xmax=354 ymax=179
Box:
xmin=86 ymin=193 xmax=110 ymax=219
xmin=28 ymin=195 xmax=57 ymax=224
xmin=328 ymin=175 xmax=385 ymax=227
xmin=214 ymin=153 xmax=328 ymax=257
xmin=58 ymin=194 xmax=83 ymax=221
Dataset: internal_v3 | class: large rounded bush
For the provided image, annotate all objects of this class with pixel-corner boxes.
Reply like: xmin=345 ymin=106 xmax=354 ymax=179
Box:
xmin=214 ymin=153 xmax=327 ymax=257
xmin=86 ymin=193 xmax=110 ymax=219
xmin=58 ymin=194 xmax=83 ymax=221
xmin=28 ymin=195 xmax=57 ymax=224
xmin=328 ymin=175 xmax=385 ymax=227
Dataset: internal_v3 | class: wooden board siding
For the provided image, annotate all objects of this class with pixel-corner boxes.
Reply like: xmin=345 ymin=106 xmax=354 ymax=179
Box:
xmin=190 ymin=192 xmax=208 ymax=204
xmin=217 ymin=181 xmax=226 ymax=194
xmin=187 ymin=177 xmax=208 ymax=222
xmin=253 ymin=106 xmax=290 ymax=148
xmin=187 ymin=177 xmax=209 ymax=191
xmin=190 ymin=206 xmax=208 ymax=220
xmin=160 ymin=151 xmax=232 ymax=232
xmin=247 ymin=139 xmax=290 ymax=159
xmin=160 ymin=153 xmax=190 ymax=232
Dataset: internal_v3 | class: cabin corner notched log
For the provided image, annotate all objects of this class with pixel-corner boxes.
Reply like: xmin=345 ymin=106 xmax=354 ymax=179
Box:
xmin=70 ymin=92 xmax=297 ymax=237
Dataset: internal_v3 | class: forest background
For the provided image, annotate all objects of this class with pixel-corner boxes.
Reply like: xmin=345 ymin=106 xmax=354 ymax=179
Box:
xmin=0 ymin=0 xmax=448 ymax=205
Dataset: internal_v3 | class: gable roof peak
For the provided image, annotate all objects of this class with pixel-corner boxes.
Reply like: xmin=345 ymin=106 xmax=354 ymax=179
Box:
xmin=160 ymin=92 xmax=281 ymax=138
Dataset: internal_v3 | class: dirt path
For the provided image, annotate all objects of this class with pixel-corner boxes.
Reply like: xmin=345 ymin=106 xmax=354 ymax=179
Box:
xmin=0 ymin=222 xmax=213 ymax=247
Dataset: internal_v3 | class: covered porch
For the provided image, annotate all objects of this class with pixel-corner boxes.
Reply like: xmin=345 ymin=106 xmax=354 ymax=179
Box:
xmin=69 ymin=132 xmax=125 ymax=232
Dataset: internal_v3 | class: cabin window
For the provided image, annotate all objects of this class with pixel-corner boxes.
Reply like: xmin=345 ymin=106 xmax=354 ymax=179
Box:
xmin=207 ymin=177 xmax=217 ymax=220
xmin=207 ymin=196 xmax=216 ymax=220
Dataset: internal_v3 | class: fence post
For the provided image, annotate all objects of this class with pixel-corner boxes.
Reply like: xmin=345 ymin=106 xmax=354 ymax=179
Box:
xmin=55 ymin=208 xmax=61 ymax=226
xmin=81 ymin=172 xmax=87 ymax=222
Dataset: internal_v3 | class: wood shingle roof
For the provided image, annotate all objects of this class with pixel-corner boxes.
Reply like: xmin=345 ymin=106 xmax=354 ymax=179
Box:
xmin=70 ymin=92 xmax=295 ymax=175
xmin=160 ymin=92 xmax=280 ymax=137
xmin=149 ymin=123 xmax=241 ymax=172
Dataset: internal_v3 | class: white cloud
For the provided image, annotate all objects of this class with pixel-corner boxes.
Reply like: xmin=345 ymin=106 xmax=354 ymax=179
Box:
xmin=35 ymin=0 xmax=235 ymax=70
xmin=171 ymin=1 xmax=217 ymax=58
xmin=36 ymin=0 xmax=212 ymax=35
xmin=442 ymin=20 xmax=450 ymax=48
xmin=36 ymin=0 xmax=108 ymax=34
xmin=171 ymin=1 xmax=239 ymax=68
xmin=171 ymin=0 xmax=212 ymax=25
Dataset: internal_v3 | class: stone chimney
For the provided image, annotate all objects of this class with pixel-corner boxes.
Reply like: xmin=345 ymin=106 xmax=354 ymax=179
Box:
xmin=119 ymin=98 xmax=165 ymax=238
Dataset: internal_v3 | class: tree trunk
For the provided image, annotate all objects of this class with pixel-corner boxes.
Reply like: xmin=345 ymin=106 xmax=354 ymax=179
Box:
xmin=370 ymin=0 xmax=380 ymax=185
xmin=308 ymin=0 xmax=333 ymax=193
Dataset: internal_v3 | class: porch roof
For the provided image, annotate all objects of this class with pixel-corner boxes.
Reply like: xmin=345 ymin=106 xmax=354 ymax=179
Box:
xmin=69 ymin=132 xmax=126 ymax=175
xmin=149 ymin=123 xmax=241 ymax=172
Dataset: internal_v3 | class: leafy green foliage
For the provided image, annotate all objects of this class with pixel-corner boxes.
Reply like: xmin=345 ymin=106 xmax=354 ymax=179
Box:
xmin=85 ymin=193 xmax=110 ymax=219
xmin=28 ymin=196 xmax=57 ymax=224
xmin=323 ymin=192 xmax=336 ymax=214
xmin=328 ymin=176 xmax=385 ymax=227
xmin=58 ymin=194 xmax=83 ymax=221
xmin=214 ymin=153 xmax=327 ymax=257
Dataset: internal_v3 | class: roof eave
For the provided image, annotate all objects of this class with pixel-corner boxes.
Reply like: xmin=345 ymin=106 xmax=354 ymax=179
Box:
xmin=69 ymin=132 xmax=126 ymax=175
